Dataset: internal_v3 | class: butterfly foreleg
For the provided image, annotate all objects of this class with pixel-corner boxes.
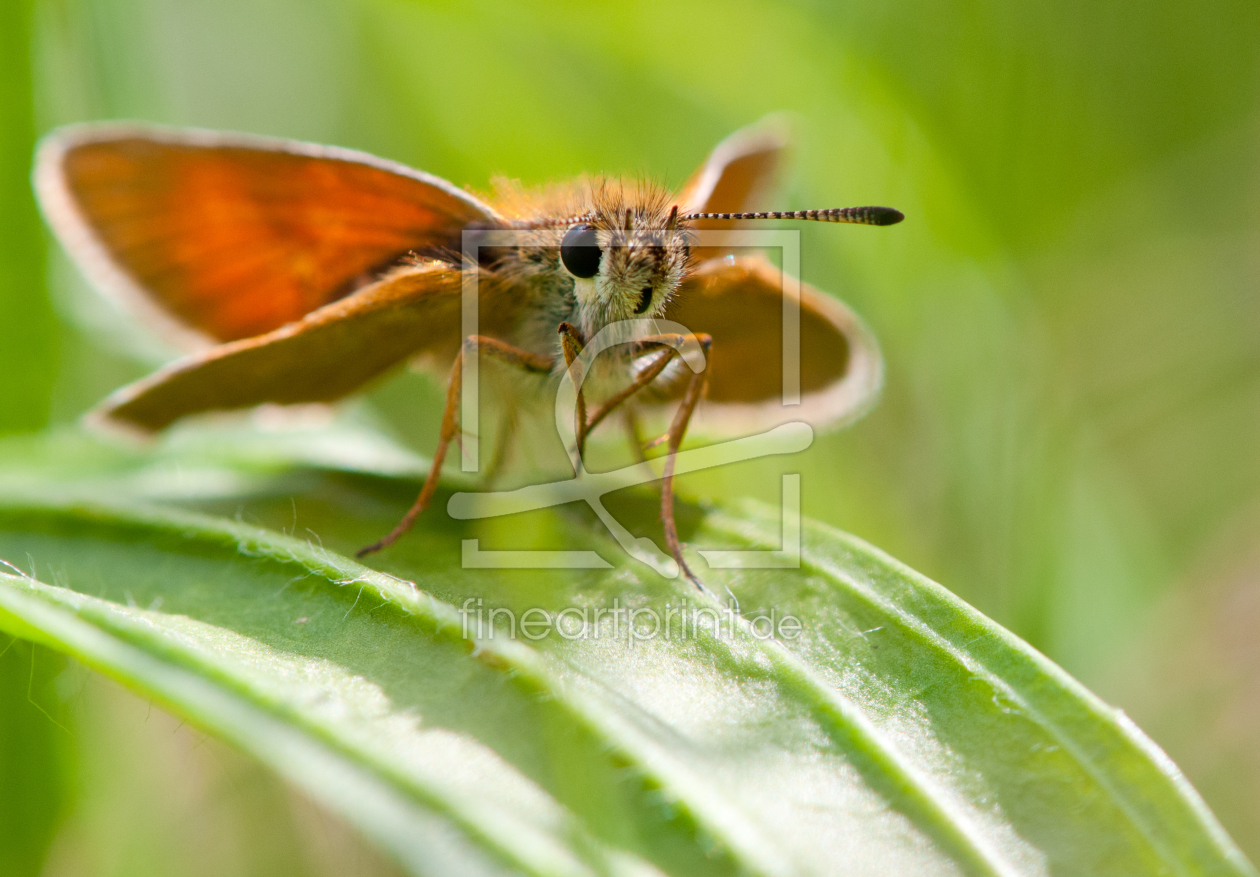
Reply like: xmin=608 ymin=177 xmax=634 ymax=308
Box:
xmin=557 ymin=322 xmax=590 ymax=463
xmin=655 ymin=333 xmax=712 ymax=588
xmin=357 ymin=335 xmax=554 ymax=557
xmin=574 ymin=331 xmax=714 ymax=587
xmin=582 ymin=346 xmax=676 ymax=441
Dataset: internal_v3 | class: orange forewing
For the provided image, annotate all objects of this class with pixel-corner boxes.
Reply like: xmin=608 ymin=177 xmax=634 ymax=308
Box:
xmin=36 ymin=125 xmax=497 ymax=345
xmin=92 ymin=261 xmax=530 ymax=434
xmin=663 ymin=256 xmax=881 ymax=432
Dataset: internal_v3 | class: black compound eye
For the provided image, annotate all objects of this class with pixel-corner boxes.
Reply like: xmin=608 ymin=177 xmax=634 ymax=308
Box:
xmin=634 ymin=286 xmax=653 ymax=314
xmin=560 ymin=224 xmax=602 ymax=278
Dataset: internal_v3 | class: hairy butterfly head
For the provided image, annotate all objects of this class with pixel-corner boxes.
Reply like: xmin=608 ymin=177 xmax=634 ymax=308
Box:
xmin=557 ymin=183 xmax=691 ymax=326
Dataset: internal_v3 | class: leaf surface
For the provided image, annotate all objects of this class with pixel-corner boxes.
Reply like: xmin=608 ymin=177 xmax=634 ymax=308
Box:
xmin=0 ymin=430 xmax=1251 ymax=877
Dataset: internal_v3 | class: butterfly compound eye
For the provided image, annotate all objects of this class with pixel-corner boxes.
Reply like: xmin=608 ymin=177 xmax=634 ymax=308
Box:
xmin=560 ymin=224 xmax=602 ymax=278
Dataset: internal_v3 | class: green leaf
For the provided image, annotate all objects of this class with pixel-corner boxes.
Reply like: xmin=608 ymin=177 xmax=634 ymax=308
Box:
xmin=0 ymin=430 xmax=1251 ymax=876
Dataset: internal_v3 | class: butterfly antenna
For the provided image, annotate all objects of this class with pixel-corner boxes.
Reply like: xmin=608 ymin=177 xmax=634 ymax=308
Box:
xmin=511 ymin=214 xmax=593 ymax=229
xmin=681 ymin=206 xmax=904 ymax=226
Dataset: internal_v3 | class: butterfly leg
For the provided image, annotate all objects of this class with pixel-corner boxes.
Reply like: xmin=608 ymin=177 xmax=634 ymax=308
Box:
xmin=583 ymin=348 xmax=675 ymax=438
xmin=575 ymin=333 xmax=712 ymax=587
xmin=357 ymin=336 xmax=554 ymax=557
xmin=556 ymin=322 xmax=589 ymax=465
xmin=657 ymin=335 xmax=711 ymax=587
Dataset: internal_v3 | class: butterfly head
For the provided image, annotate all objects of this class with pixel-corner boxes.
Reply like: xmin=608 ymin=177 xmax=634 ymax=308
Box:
xmin=555 ymin=185 xmax=692 ymax=327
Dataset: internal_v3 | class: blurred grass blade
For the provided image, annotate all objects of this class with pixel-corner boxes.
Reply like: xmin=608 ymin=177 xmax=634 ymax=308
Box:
xmin=0 ymin=0 xmax=55 ymax=433
xmin=0 ymin=447 xmax=1252 ymax=876
xmin=0 ymin=1 xmax=67 ymax=872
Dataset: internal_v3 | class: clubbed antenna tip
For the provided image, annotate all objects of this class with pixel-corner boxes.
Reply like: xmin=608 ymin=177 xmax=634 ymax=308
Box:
xmin=861 ymin=206 xmax=905 ymax=226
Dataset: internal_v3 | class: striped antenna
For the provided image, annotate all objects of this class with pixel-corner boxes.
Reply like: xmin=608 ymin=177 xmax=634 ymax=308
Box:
xmin=509 ymin=214 xmax=593 ymax=229
xmin=682 ymin=206 xmax=904 ymax=226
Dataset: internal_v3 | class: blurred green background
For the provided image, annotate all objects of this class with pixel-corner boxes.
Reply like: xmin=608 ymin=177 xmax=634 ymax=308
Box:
xmin=2 ymin=0 xmax=1258 ymax=873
